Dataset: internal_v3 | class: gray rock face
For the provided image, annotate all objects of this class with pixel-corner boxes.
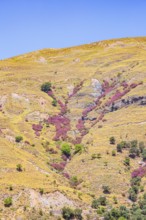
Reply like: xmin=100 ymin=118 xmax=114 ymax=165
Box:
xmin=91 ymin=79 xmax=102 ymax=97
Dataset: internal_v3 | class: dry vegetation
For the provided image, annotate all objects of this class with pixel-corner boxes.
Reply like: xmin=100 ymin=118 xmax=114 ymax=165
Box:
xmin=0 ymin=37 xmax=146 ymax=219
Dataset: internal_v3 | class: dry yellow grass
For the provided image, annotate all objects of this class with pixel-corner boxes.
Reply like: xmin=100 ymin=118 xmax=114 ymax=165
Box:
xmin=0 ymin=37 xmax=146 ymax=218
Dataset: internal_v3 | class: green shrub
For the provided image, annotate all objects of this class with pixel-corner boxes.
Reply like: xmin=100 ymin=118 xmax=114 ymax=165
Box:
xmin=98 ymin=196 xmax=107 ymax=206
xmin=41 ymin=82 xmax=51 ymax=93
xmin=4 ymin=197 xmax=12 ymax=207
xmin=113 ymin=196 xmax=118 ymax=204
xmin=117 ymin=143 xmax=123 ymax=152
xmin=74 ymin=144 xmax=83 ymax=154
xmin=70 ymin=176 xmax=79 ymax=187
xmin=139 ymin=142 xmax=145 ymax=153
xmin=109 ymin=137 xmax=115 ymax=145
xmin=112 ymin=150 xmax=116 ymax=156
xmin=9 ymin=185 xmax=13 ymax=191
xmin=91 ymin=199 xmax=99 ymax=209
xmin=92 ymin=196 xmax=107 ymax=208
xmin=131 ymin=176 xmax=141 ymax=186
xmin=62 ymin=207 xmax=82 ymax=220
xmin=129 ymin=141 xmax=140 ymax=158
xmin=39 ymin=188 xmax=44 ymax=195
xmin=97 ymin=153 xmax=101 ymax=159
xmin=61 ymin=143 xmax=71 ymax=157
xmin=128 ymin=188 xmax=137 ymax=202
xmin=123 ymin=157 xmax=130 ymax=166
xmin=102 ymin=185 xmax=111 ymax=194
xmin=52 ymin=99 xmax=57 ymax=106
xmin=91 ymin=153 xmax=97 ymax=160
xmin=16 ymin=164 xmax=22 ymax=172
xmin=142 ymin=149 xmax=146 ymax=161
xmin=74 ymin=208 xmax=82 ymax=220
xmin=15 ymin=136 xmax=23 ymax=143
xmin=62 ymin=207 xmax=74 ymax=220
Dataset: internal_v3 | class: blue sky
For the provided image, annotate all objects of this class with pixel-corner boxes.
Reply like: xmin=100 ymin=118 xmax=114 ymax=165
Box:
xmin=0 ymin=0 xmax=146 ymax=59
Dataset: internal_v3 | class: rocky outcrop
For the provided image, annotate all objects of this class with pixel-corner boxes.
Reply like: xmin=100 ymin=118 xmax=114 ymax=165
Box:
xmin=110 ymin=96 xmax=146 ymax=112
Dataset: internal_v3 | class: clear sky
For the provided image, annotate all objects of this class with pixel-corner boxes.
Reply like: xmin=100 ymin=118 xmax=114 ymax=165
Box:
xmin=0 ymin=0 xmax=146 ymax=59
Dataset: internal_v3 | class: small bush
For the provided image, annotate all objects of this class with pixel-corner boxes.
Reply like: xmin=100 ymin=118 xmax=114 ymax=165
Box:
xmin=124 ymin=157 xmax=130 ymax=166
xmin=15 ymin=136 xmax=23 ymax=143
xmin=74 ymin=144 xmax=83 ymax=154
xmin=142 ymin=149 xmax=146 ymax=161
xmin=4 ymin=197 xmax=12 ymax=207
xmin=16 ymin=164 xmax=22 ymax=172
xmin=139 ymin=142 xmax=145 ymax=153
xmin=128 ymin=188 xmax=137 ymax=202
xmin=70 ymin=176 xmax=79 ymax=187
xmin=39 ymin=188 xmax=44 ymax=195
xmin=62 ymin=207 xmax=82 ymax=220
xmin=41 ymin=82 xmax=51 ymax=93
xmin=52 ymin=99 xmax=57 ymax=107
xmin=113 ymin=196 xmax=118 ymax=204
xmin=91 ymin=153 xmax=97 ymax=160
xmin=9 ymin=185 xmax=13 ymax=191
xmin=98 ymin=196 xmax=107 ymax=206
xmin=62 ymin=207 xmax=74 ymax=220
xmin=102 ymin=185 xmax=111 ymax=194
xmin=74 ymin=208 xmax=82 ymax=220
xmin=117 ymin=143 xmax=123 ymax=152
xmin=112 ymin=150 xmax=116 ymax=156
xmin=91 ymin=199 xmax=99 ymax=209
xmin=110 ymin=137 xmax=115 ymax=145
xmin=61 ymin=143 xmax=71 ymax=157
xmin=92 ymin=196 xmax=107 ymax=208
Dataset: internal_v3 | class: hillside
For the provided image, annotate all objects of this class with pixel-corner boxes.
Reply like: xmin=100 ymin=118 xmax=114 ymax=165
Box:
xmin=0 ymin=37 xmax=146 ymax=219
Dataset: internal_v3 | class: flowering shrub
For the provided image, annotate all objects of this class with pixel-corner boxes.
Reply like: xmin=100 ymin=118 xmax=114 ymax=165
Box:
xmin=131 ymin=167 xmax=146 ymax=178
xmin=47 ymin=115 xmax=70 ymax=141
xmin=58 ymin=100 xmax=67 ymax=115
xmin=62 ymin=154 xmax=68 ymax=161
xmin=62 ymin=172 xmax=70 ymax=179
xmin=32 ymin=124 xmax=43 ymax=131
xmin=76 ymin=119 xmax=85 ymax=131
xmin=121 ymin=81 xmax=128 ymax=88
xmin=46 ymin=147 xmax=57 ymax=154
xmin=51 ymin=161 xmax=66 ymax=171
xmin=32 ymin=124 xmax=43 ymax=136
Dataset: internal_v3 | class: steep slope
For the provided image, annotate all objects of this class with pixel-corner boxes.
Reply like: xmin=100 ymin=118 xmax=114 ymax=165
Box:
xmin=0 ymin=37 xmax=146 ymax=219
